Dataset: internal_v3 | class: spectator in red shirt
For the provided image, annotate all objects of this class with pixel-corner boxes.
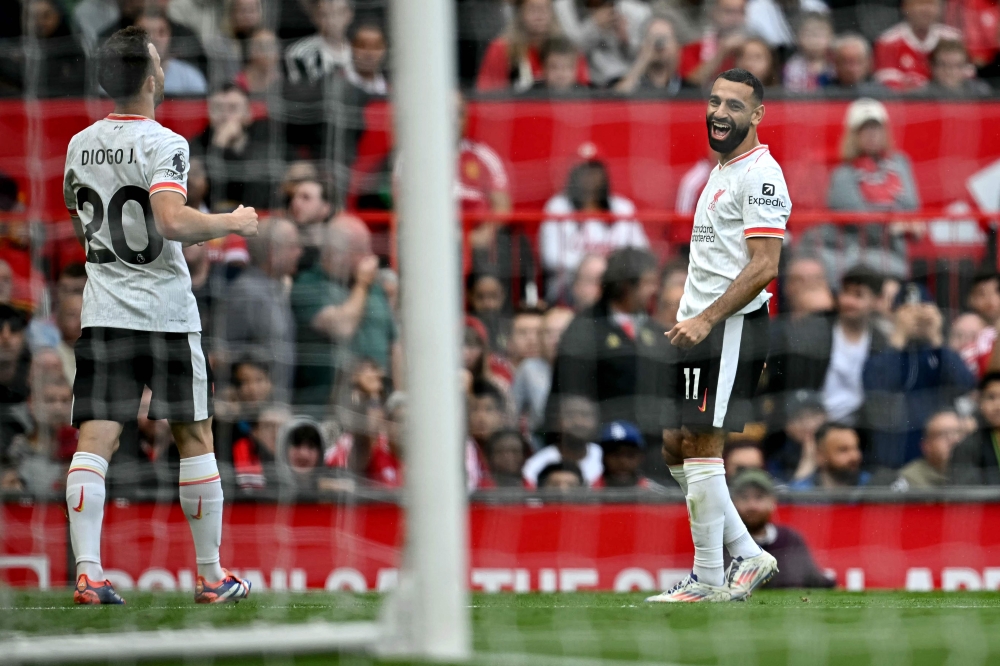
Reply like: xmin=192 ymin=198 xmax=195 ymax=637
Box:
xmin=945 ymin=0 xmax=999 ymax=66
xmin=231 ymin=404 xmax=292 ymax=491
xmin=469 ymin=378 xmax=509 ymax=451
xmin=680 ymin=0 xmax=749 ymax=87
xmin=464 ymin=316 xmax=513 ymax=391
xmin=874 ymin=0 xmax=962 ymax=90
xmin=476 ymin=0 xmax=589 ymax=92
xmin=468 ymin=272 xmax=511 ymax=356
xmin=325 ymin=400 xmax=402 ymax=488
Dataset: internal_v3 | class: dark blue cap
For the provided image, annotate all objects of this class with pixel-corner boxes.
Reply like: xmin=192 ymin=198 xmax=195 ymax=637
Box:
xmin=598 ymin=421 xmax=645 ymax=449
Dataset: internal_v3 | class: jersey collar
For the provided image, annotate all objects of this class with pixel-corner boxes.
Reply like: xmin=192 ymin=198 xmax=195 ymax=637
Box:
xmin=719 ymin=144 xmax=768 ymax=169
xmin=105 ymin=113 xmax=151 ymax=122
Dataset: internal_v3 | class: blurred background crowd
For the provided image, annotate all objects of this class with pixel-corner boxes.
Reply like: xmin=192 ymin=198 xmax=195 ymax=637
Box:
xmin=1 ymin=0 xmax=1000 ymax=506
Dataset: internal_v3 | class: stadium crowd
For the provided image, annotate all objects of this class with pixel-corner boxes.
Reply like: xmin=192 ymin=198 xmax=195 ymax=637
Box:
xmin=1 ymin=0 xmax=1000 ymax=501
xmin=2 ymin=0 xmax=1000 ymax=97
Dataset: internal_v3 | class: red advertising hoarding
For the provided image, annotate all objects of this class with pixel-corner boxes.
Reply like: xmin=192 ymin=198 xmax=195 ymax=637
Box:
xmin=3 ymin=501 xmax=1000 ymax=592
xmin=5 ymin=99 xmax=1000 ymax=220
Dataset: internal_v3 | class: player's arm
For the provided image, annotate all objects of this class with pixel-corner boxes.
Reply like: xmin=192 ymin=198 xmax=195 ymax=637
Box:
xmin=667 ymin=237 xmax=781 ymax=349
xmin=150 ymin=191 xmax=258 ymax=243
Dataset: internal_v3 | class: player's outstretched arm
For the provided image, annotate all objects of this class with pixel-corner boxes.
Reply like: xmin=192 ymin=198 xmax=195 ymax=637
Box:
xmin=150 ymin=191 xmax=258 ymax=244
xmin=667 ymin=236 xmax=781 ymax=349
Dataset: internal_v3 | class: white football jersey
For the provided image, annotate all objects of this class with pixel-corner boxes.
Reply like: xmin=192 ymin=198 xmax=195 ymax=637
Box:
xmin=63 ymin=113 xmax=200 ymax=333
xmin=678 ymin=144 xmax=790 ymax=322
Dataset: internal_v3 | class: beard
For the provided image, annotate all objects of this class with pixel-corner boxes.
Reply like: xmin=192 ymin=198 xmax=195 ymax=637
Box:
xmin=706 ymin=113 xmax=751 ymax=154
xmin=828 ymin=465 xmax=861 ymax=486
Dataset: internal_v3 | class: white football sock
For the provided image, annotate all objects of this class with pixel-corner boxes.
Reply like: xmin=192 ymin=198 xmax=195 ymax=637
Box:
xmin=724 ymin=499 xmax=763 ymax=560
xmin=66 ymin=452 xmax=109 ymax=581
xmin=676 ymin=462 xmax=763 ymax=560
xmin=684 ymin=458 xmax=727 ymax=587
xmin=668 ymin=464 xmax=688 ymax=494
xmin=178 ymin=453 xmax=226 ymax=581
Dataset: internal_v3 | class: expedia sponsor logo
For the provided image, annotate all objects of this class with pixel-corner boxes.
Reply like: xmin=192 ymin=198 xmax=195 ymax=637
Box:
xmin=748 ymin=195 xmax=786 ymax=207
xmin=762 ymin=183 xmax=775 ymax=196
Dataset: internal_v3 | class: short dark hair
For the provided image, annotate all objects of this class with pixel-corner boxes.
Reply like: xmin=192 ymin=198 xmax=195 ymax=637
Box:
xmin=487 ymin=428 xmax=528 ymax=457
xmin=232 ymin=358 xmax=270 ymax=384
xmin=717 ymin=68 xmax=764 ymax=105
xmin=289 ymin=424 xmax=323 ymax=450
xmin=841 ymin=265 xmax=883 ymax=295
xmin=815 ymin=422 xmax=856 ymax=446
xmin=467 ymin=270 xmax=504 ymax=294
xmin=541 ymin=36 xmax=577 ymax=63
xmin=931 ymin=39 xmax=968 ymax=65
xmin=471 ymin=379 xmax=505 ymax=412
xmin=537 ymin=461 xmax=584 ymax=488
xmin=513 ymin=306 xmax=545 ymax=321
xmin=979 ymin=371 xmax=1000 ymax=393
xmin=98 ymin=27 xmax=154 ymax=103
xmin=601 ymin=247 xmax=658 ymax=303
xmin=971 ymin=269 xmax=999 ymax=290
xmin=348 ymin=15 xmax=385 ymax=43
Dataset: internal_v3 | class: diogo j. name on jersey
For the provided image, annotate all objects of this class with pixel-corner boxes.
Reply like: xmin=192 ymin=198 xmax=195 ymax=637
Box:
xmin=63 ymin=113 xmax=200 ymax=334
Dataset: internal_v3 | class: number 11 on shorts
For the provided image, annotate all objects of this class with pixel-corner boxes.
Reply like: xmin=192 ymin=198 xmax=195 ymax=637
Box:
xmin=683 ymin=367 xmax=701 ymax=400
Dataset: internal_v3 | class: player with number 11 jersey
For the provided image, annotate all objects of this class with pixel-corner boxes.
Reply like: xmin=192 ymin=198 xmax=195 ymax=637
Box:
xmin=649 ymin=68 xmax=790 ymax=605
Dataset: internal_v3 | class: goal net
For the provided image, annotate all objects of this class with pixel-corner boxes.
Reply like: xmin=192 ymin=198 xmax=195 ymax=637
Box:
xmin=3 ymin=0 xmax=1000 ymax=663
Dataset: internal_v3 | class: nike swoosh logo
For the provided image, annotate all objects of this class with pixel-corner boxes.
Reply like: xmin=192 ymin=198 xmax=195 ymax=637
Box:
xmin=697 ymin=389 xmax=708 ymax=413
xmin=72 ymin=487 xmax=84 ymax=513
xmin=191 ymin=497 xmax=202 ymax=520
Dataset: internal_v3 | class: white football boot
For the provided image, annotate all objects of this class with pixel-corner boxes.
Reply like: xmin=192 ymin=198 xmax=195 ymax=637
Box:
xmin=644 ymin=573 xmax=731 ymax=603
xmin=725 ymin=550 xmax=779 ymax=601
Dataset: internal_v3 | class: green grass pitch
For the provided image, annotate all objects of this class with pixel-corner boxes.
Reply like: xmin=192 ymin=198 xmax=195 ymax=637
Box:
xmin=4 ymin=590 xmax=1000 ymax=665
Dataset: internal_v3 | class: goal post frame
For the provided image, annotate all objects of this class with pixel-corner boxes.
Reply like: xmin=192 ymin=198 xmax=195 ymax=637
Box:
xmin=378 ymin=0 xmax=471 ymax=660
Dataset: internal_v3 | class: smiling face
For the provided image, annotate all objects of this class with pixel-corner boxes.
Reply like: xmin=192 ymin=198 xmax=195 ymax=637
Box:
xmin=706 ymin=77 xmax=762 ymax=156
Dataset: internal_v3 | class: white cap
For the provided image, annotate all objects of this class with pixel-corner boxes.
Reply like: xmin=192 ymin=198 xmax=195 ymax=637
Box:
xmin=845 ymin=98 xmax=889 ymax=130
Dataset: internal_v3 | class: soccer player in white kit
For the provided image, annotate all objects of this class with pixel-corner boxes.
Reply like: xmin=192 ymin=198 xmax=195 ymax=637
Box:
xmin=647 ymin=69 xmax=790 ymax=603
xmin=62 ymin=27 xmax=258 ymax=604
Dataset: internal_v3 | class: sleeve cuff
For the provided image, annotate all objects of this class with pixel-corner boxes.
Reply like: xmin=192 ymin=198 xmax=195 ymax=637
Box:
xmin=149 ymin=182 xmax=188 ymax=201
xmin=744 ymin=227 xmax=785 ymax=239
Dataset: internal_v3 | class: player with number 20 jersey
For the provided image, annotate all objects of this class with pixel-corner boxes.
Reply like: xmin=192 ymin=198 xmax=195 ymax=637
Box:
xmin=64 ymin=117 xmax=198 ymax=333
xmin=62 ymin=27 xmax=257 ymax=607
